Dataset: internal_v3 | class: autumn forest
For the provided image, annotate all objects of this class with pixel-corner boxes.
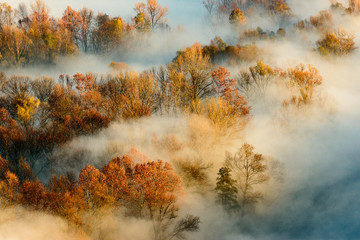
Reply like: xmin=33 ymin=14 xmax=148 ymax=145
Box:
xmin=0 ymin=0 xmax=360 ymax=239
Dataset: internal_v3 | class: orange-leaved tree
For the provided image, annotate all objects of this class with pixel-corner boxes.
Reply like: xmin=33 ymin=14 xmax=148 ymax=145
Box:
xmin=101 ymin=154 xmax=199 ymax=240
xmin=134 ymin=0 xmax=168 ymax=29
xmin=286 ymin=63 xmax=322 ymax=106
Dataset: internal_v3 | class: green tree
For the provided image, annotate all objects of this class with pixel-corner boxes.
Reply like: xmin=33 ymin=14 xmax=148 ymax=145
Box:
xmin=215 ymin=167 xmax=240 ymax=213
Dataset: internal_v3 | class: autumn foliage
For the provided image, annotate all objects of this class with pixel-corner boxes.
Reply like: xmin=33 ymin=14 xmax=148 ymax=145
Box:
xmin=0 ymin=0 xmax=170 ymax=66
xmin=229 ymin=8 xmax=247 ymax=26
xmin=0 ymin=151 xmax=200 ymax=239
xmin=316 ymin=28 xmax=356 ymax=56
xmin=0 ymin=0 xmax=338 ymax=238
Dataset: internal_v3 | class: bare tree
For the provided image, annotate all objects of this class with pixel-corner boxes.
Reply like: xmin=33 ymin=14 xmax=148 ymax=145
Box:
xmin=225 ymin=143 xmax=269 ymax=211
xmin=79 ymin=7 xmax=94 ymax=52
xmin=203 ymin=0 xmax=217 ymax=15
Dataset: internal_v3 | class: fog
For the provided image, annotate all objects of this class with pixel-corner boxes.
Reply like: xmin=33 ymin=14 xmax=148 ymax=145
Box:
xmin=5 ymin=0 xmax=215 ymax=77
xmin=2 ymin=0 xmax=360 ymax=239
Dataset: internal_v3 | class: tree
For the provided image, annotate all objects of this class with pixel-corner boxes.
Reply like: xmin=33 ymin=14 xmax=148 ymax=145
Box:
xmin=216 ymin=0 xmax=234 ymax=14
xmin=268 ymin=0 xmax=292 ymax=16
xmin=203 ymin=0 xmax=217 ymax=16
xmin=173 ymin=157 xmax=211 ymax=191
xmin=78 ymin=165 xmax=113 ymax=210
xmin=229 ymin=8 xmax=246 ymax=26
xmin=28 ymin=0 xmax=52 ymax=62
xmin=134 ymin=11 xmax=151 ymax=32
xmin=101 ymin=154 xmax=199 ymax=240
xmin=19 ymin=179 xmax=47 ymax=210
xmin=0 ymin=170 xmax=20 ymax=207
xmin=316 ymin=28 xmax=356 ymax=56
xmin=134 ymin=0 xmax=168 ymax=30
xmin=147 ymin=0 xmax=168 ymax=29
xmin=286 ymin=64 xmax=322 ymax=105
xmin=0 ymin=148 xmax=200 ymax=239
xmin=79 ymin=7 xmax=94 ymax=52
xmin=121 ymin=72 xmax=159 ymax=119
xmin=47 ymin=173 xmax=85 ymax=224
xmin=309 ymin=10 xmax=333 ymax=32
xmin=61 ymin=6 xmax=83 ymax=47
xmin=0 ymin=108 xmax=24 ymax=166
xmin=211 ymin=66 xmax=250 ymax=116
xmin=26 ymin=0 xmax=77 ymax=63
xmin=237 ymin=60 xmax=274 ymax=99
xmin=0 ymin=26 xmax=28 ymax=66
xmin=348 ymin=0 xmax=360 ymax=13
xmin=16 ymin=96 xmax=40 ymax=126
xmin=225 ymin=143 xmax=269 ymax=211
xmin=167 ymin=43 xmax=213 ymax=111
xmin=0 ymin=3 xmax=15 ymax=28
xmin=0 ymin=156 xmax=9 ymax=179
xmin=215 ymin=167 xmax=240 ymax=213
xmin=91 ymin=14 xmax=127 ymax=53
xmin=168 ymin=215 xmax=200 ymax=240
xmin=100 ymin=71 xmax=159 ymax=119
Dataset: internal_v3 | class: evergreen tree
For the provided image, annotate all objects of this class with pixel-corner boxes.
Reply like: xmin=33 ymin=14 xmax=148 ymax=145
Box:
xmin=215 ymin=167 xmax=240 ymax=213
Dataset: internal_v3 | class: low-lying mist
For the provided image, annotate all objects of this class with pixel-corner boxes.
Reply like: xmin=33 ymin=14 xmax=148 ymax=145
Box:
xmin=1 ymin=0 xmax=360 ymax=239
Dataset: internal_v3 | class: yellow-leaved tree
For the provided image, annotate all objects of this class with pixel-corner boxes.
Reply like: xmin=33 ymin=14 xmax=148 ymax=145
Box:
xmin=16 ymin=96 xmax=40 ymax=125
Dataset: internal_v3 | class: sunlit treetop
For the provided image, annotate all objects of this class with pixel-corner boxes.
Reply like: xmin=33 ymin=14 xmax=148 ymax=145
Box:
xmin=229 ymin=8 xmax=247 ymax=26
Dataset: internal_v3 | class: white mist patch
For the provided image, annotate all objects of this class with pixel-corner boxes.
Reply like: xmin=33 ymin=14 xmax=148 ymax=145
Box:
xmin=0 ymin=207 xmax=83 ymax=240
xmin=287 ymin=0 xmax=334 ymax=19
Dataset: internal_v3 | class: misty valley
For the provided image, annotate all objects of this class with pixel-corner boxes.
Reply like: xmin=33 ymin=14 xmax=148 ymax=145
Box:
xmin=0 ymin=0 xmax=360 ymax=239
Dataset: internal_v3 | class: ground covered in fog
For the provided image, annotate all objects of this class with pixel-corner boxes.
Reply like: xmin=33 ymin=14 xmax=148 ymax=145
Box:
xmin=0 ymin=0 xmax=360 ymax=240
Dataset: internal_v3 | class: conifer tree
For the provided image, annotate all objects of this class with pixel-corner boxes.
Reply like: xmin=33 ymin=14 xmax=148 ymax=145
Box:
xmin=215 ymin=167 xmax=240 ymax=213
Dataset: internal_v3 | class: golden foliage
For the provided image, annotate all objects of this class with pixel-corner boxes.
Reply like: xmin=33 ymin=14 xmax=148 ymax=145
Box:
xmin=317 ymin=28 xmax=356 ymax=56
xmin=229 ymin=8 xmax=247 ymax=26
xmin=16 ymin=97 xmax=40 ymax=125
xmin=286 ymin=64 xmax=322 ymax=106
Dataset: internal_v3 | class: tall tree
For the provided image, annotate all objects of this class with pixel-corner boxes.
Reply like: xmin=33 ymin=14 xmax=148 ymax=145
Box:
xmin=61 ymin=6 xmax=83 ymax=47
xmin=79 ymin=7 xmax=94 ymax=52
xmin=225 ymin=143 xmax=269 ymax=211
xmin=134 ymin=0 xmax=168 ymax=30
xmin=212 ymin=66 xmax=250 ymax=116
xmin=167 ymin=43 xmax=213 ymax=111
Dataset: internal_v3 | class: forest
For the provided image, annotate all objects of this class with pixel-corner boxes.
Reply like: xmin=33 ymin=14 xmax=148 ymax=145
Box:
xmin=0 ymin=0 xmax=360 ymax=239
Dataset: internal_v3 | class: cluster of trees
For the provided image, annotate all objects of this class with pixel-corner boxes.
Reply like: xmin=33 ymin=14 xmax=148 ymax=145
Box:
xmin=203 ymin=0 xmax=292 ymax=16
xmin=316 ymin=28 xmax=356 ymax=56
xmin=294 ymin=9 xmax=356 ymax=56
xmin=201 ymin=36 xmax=260 ymax=64
xmin=0 ymin=43 xmax=251 ymax=180
xmin=0 ymin=154 xmax=200 ymax=240
xmin=237 ymin=60 xmax=323 ymax=108
xmin=1 ymin=1 xmax=353 ymax=238
xmin=239 ymin=26 xmax=286 ymax=41
xmin=330 ymin=0 xmax=360 ymax=14
xmin=0 ymin=0 xmax=169 ymax=66
xmin=215 ymin=143 xmax=270 ymax=213
xmin=155 ymin=43 xmax=251 ymax=131
xmin=0 ymin=37 xmax=326 ymax=192
xmin=296 ymin=10 xmax=333 ymax=32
